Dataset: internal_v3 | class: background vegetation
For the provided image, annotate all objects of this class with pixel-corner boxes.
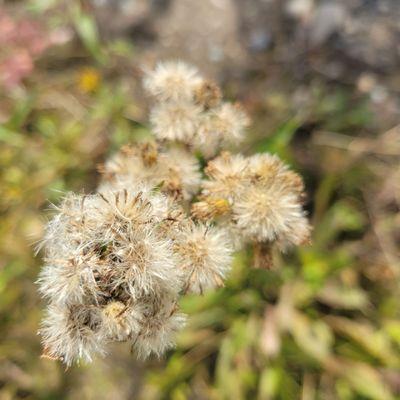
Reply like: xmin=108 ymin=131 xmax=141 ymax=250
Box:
xmin=1 ymin=0 xmax=399 ymax=398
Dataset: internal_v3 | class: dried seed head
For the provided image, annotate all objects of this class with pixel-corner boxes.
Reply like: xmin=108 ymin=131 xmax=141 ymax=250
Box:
xmin=133 ymin=294 xmax=186 ymax=359
xmin=202 ymin=152 xmax=250 ymax=199
xmin=144 ymin=61 xmax=250 ymax=157
xmin=174 ymin=222 xmax=233 ymax=294
xmin=195 ymin=152 xmax=311 ymax=250
xmin=38 ymin=59 xmax=312 ymax=366
xmin=38 ymin=188 xmax=187 ymax=365
xmin=194 ymin=104 xmax=250 ymax=158
xmin=232 ymin=183 xmax=310 ymax=249
xmin=143 ymin=61 xmax=202 ymax=102
xmin=193 ymin=114 xmax=222 ymax=159
xmin=101 ymin=301 xmax=142 ymax=342
xmin=150 ymin=101 xmax=202 ymax=143
xmin=40 ymin=303 xmax=104 ymax=367
xmin=100 ymin=143 xmax=201 ymax=201
xmin=209 ymin=103 xmax=250 ymax=145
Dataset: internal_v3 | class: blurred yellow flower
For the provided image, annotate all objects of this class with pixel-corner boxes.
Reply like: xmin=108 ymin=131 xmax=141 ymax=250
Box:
xmin=77 ymin=67 xmax=101 ymax=93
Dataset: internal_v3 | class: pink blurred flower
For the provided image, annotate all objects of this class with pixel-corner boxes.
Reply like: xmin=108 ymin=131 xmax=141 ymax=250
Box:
xmin=0 ymin=50 xmax=34 ymax=90
xmin=0 ymin=8 xmax=65 ymax=89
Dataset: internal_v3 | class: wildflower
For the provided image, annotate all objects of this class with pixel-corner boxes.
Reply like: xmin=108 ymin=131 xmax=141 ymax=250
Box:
xmin=201 ymin=152 xmax=250 ymax=199
xmin=143 ymin=61 xmax=202 ymax=102
xmin=78 ymin=67 xmax=101 ymax=93
xmin=37 ymin=250 xmax=101 ymax=307
xmin=232 ymin=183 xmax=310 ymax=249
xmin=210 ymin=102 xmax=250 ymax=145
xmin=191 ymin=197 xmax=231 ymax=220
xmin=145 ymin=61 xmax=250 ymax=158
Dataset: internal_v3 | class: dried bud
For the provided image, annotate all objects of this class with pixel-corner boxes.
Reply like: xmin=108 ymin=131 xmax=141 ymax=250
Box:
xmin=191 ymin=198 xmax=231 ymax=220
xmin=141 ymin=141 xmax=159 ymax=167
xmin=194 ymin=79 xmax=222 ymax=109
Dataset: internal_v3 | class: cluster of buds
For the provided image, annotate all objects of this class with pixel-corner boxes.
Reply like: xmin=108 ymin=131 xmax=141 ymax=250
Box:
xmin=38 ymin=61 xmax=310 ymax=366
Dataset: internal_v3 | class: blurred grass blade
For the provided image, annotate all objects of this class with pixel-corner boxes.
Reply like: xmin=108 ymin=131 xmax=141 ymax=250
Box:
xmin=72 ymin=5 xmax=106 ymax=64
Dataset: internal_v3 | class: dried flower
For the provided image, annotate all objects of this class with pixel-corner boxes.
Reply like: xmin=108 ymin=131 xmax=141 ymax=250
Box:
xmin=211 ymin=103 xmax=250 ymax=145
xmin=193 ymin=152 xmax=311 ymax=250
xmin=38 ymin=60 xmax=311 ymax=366
xmin=191 ymin=197 xmax=231 ymax=220
xmin=173 ymin=222 xmax=233 ymax=294
xmin=100 ymin=142 xmax=201 ymax=200
xmin=150 ymin=101 xmax=202 ymax=143
xmin=145 ymin=61 xmax=250 ymax=157
xmin=133 ymin=292 xmax=186 ymax=359
xmin=38 ymin=188 xmax=187 ymax=364
xmin=202 ymin=152 xmax=249 ymax=196
xmin=40 ymin=303 xmax=105 ymax=366
xmin=101 ymin=301 xmax=142 ymax=342
xmin=143 ymin=61 xmax=202 ymax=102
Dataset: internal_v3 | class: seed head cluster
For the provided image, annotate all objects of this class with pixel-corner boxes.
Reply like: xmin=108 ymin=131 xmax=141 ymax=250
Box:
xmin=38 ymin=61 xmax=311 ymax=366
xmin=192 ymin=152 xmax=311 ymax=251
xmin=145 ymin=61 xmax=250 ymax=157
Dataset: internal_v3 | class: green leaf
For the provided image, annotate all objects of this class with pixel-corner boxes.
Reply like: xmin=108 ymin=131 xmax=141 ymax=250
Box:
xmin=255 ymin=118 xmax=300 ymax=157
xmin=258 ymin=367 xmax=282 ymax=399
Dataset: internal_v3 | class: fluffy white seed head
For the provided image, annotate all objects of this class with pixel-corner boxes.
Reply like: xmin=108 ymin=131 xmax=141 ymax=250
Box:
xmin=38 ymin=60 xmax=312 ymax=366
xmin=232 ymin=183 xmax=310 ymax=249
xmin=202 ymin=152 xmax=250 ymax=200
xmin=101 ymin=301 xmax=143 ymax=342
xmin=150 ymin=101 xmax=202 ymax=143
xmin=37 ymin=252 xmax=100 ymax=306
xmin=40 ymin=303 xmax=105 ymax=366
xmin=143 ymin=61 xmax=202 ymax=102
xmin=133 ymin=293 xmax=186 ymax=359
xmin=193 ymin=113 xmax=222 ymax=158
xmin=210 ymin=102 xmax=250 ymax=145
xmin=193 ymin=152 xmax=311 ymax=250
xmin=103 ymin=227 xmax=182 ymax=299
xmin=194 ymin=103 xmax=250 ymax=158
xmin=174 ymin=222 xmax=233 ymax=294
xmin=100 ymin=143 xmax=201 ymax=201
xmin=38 ymin=187 xmax=188 ymax=365
xmin=144 ymin=61 xmax=250 ymax=156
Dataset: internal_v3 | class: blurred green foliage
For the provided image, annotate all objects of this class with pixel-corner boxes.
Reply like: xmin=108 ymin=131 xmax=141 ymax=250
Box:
xmin=0 ymin=1 xmax=399 ymax=399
